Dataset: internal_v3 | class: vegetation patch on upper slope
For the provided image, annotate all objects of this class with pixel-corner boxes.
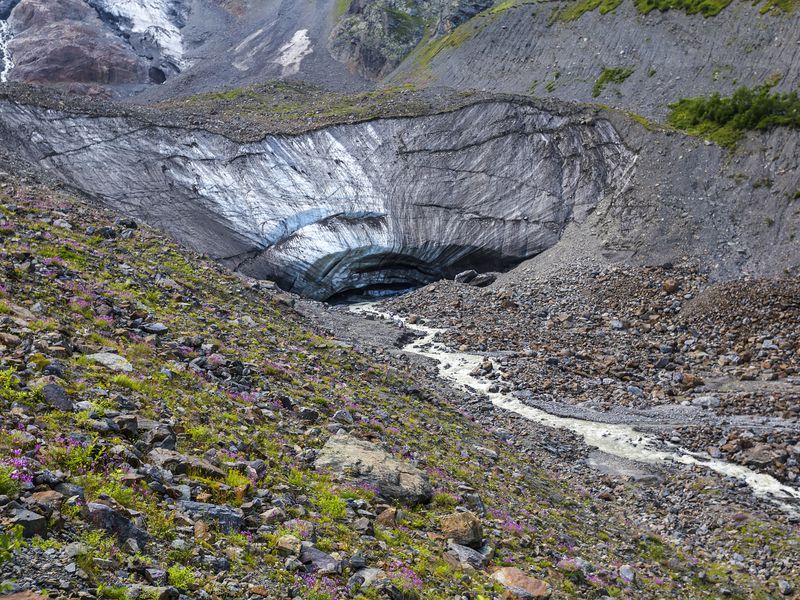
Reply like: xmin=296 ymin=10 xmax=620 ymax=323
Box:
xmin=557 ymin=0 xmax=798 ymax=21
xmin=411 ymin=0 xmax=537 ymax=72
xmin=153 ymin=81 xmax=483 ymax=138
xmin=592 ymin=67 xmax=635 ymax=97
xmin=667 ymin=84 xmax=800 ymax=146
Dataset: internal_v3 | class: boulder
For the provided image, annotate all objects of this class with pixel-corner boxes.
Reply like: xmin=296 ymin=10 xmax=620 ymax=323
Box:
xmin=23 ymin=490 xmax=63 ymax=515
xmin=469 ymin=273 xmax=497 ymax=287
xmin=138 ymin=419 xmax=177 ymax=451
xmin=177 ymin=500 xmax=242 ymax=533
xmin=740 ymin=444 xmax=782 ymax=468
xmin=348 ymin=567 xmax=389 ymax=591
xmin=455 ymin=270 xmax=478 ymax=284
xmin=314 ymin=433 xmax=432 ymax=504
xmin=492 ymin=567 xmax=552 ymax=598
xmin=440 ymin=510 xmax=483 ymax=548
xmin=87 ymin=352 xmax=133 ymax=372
xmin=9 ymin=508 xmax=47 ymax=538
xmin=39 ymin=382 xmax=73 ymax=411
xmin=619 ymin=564 xmax=636 ymax=583
xmin=300 ymin=542 xmax=342 ymax=574
xmin=276 ymin=534 xmax=302 ymax=556
xmin=260 ymin=507 xmax=287 ymax=524
xmin=148 ymin=448 xmax=225 ymax=479
xmin=85 ymin=502 xmax=148 ymax=546
xmin=142 ymin=323 xmax=168 ymax=335
xmin=445 ymin=540 xmax=488 ymax=570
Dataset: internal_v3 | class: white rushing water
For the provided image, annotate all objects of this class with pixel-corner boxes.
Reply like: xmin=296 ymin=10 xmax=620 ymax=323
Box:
xmin=354 ymin=307 xmax=800 ymax=517
xmin=0 ymin=20 xmax=13 ymax=83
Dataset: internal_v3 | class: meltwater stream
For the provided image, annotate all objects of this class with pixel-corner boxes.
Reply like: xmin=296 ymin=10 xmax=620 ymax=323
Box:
xmin=354 ymin=307 xmax=800 ymax=518
xmin=0 ymin=20 xmax=13 ymax=83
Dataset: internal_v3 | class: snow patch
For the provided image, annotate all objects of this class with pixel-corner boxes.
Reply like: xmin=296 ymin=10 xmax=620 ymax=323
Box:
xmin=0 ymin=20 xmax=13 ymax=82
xmin=273 ymin=29 xmax=313 ymax=77
xmin=231 ymin=26 xmax=271 ymax=72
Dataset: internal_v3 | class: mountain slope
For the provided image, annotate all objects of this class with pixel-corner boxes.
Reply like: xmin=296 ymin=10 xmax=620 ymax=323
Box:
xmin=389 ymin=0 xmax=800 ymax=118
xmin=3 ymin=179 xmax=797 ymax=597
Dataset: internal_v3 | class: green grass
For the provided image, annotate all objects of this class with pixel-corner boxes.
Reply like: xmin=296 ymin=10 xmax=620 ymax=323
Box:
xmin=315 ymin=489 xmax=348 ymax=520
xmin=559 ymin=0 xmax=623 ymax=21
xmin=0 ymin=467 xmax=20 ymax=497
xmin=168 ymin=565 xmax=198 ymax=590
xmin=558 ymin=0 xmax=797 ymax=21
xmin=415 ymin=22 xmax=478 ymax=69
xmin=334 ymin=0 xmax=351 ymax=19
xmin=592 ymin=67 xmax=635 ymax=97
xmin=667 ymin=84 xmax=800 ymax=147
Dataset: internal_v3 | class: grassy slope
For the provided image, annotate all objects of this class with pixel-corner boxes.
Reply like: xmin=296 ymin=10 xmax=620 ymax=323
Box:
xmin=0 ymin=182 xmax=795 ymax=598
xmin=151 ymin=81 xmax=484 ymax=138
xmin=557 ymin=0 xmax=798 ymax=21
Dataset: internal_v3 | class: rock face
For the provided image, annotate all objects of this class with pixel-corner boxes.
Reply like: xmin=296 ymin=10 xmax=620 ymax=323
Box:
xmin=329 ymin=0 xmax=493 ymax=79
xmin=6 ymin=0 xmax=147 ymax=85
xmin=2 ymin=0 xmax=192 ymax=87
xmin=314 ymin=432 xmax=432 ymax=504
xmin=0 ymin=100 xmax=634 ymax=301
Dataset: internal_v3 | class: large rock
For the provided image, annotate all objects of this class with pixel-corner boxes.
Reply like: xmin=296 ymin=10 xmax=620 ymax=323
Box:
xmin=85 ymin=503 xmax=148 ymax=545
xmin=23 ymin=490 xmax=63 ymax=516
xmin=87 ymin=352 xmax=133 ymax=373
xmin=177 ymin=500 xmax=243 ymax=533
xmin=9 ymin=508 xmax=47 ymax=538
xmin=440 ymin=510 xmax=483 ymax=548
xmin=740 ymin=443 xmax=783 ymax=468
xmin=148 ymin=448 xmax=225 ymax=479
xmin=492 ymin=567 xmax=552 ymax=598
xmin=445 ymin=540 xmax=488 ymax=570
xmin=348 ymin=567 xmax=389 ymax=591
xmin=299 ymin=542 xmax=342 ymax=574
xmin=314 ymin=433 xmax=432 ymax=504
xmin=39 ymin=382 xmax=73 ymax=412
xmin=7 ymin=0 xmax=147 ymax=85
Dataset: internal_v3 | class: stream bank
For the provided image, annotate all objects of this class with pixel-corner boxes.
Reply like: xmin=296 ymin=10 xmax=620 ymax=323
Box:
xmin=348 ymin=305 xmax=800 ymax=519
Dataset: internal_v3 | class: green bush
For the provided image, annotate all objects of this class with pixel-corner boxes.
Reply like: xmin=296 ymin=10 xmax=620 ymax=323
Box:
xmin=0 ymin=467 xmax=20 ymax=497
xmin=0 ymin=526 xmax=22 ymax=565
xmin=592 ymin=67 xmax=635 ymax=97
xmin=168 ymin=565 xmax=198 ymax=590
xmin=559 ymin=0 xmax=796 ymax=21
xmin=0 ymin=368 xmax=27 ymax=404
xmin=667 ymin=84 xmax=800 ymax=146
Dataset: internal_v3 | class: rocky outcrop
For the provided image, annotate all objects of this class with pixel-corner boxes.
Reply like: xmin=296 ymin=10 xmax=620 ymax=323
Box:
xmin=5 ymin=0 xmax=147 ymax=86
xmin=329 ymin=0 xmax=493 ymax=79
xmin=2 ymin=0 xmax=191 ymax=88
xmin=0 ymin=99 xmax=635 ymax=300
xmin=314 ymin=432 xmax=433 ymax=504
